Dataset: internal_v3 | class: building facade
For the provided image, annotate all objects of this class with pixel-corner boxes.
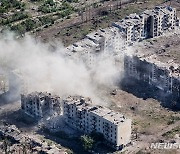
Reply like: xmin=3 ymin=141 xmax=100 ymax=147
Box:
xmin=21 ymin=94 xmax=132 ymax=150
xmin=21 ymin=92 xmax=62 ymax=118
xmin=63 ymin=95 xmax=131 ymax=150
xmin=124 ymin=55 xmax=180 ymax=108
xmin=0 ymin=74 xmax=9 ymax=95
xmin=113 ymin=6 xmax=179 ymax=45
xmin=66 ymin=27 xmax=125 ymax=68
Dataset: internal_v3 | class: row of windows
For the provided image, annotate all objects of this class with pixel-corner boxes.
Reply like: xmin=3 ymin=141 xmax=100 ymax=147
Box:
xmin=25 ymin=109 xmax=40 ymax=116
xmin=26 ymin=104 xmax=40 ymax=110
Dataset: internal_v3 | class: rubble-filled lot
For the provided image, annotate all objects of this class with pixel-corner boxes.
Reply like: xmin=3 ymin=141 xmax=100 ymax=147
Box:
xmin=0 ymin=122 xmax=66 ymax=154
xmin=137 ymin=30 xmax=180 ymax=63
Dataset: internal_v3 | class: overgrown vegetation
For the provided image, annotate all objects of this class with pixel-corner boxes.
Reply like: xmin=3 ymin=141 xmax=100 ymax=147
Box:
xmin=38 ymin=16 xmax=55 ymax=25
xmin=38 ymin=0 xmax=74 ymax=14
xmin=0 ymin=0 xmax=75 ymax=34
xmin=10 ymin=16 xmax=55 ymax=34
xmin=167 ymin=115 xmax=180 ymax=125
xmin=162 ymin=126 xmax=180 ymax=138
xmin=10 ymin=19 xmax=37 ymax=34
xmin=0 ymin=0 xmax=25 ymax=13
xmin=0 ymin=12 xmax=29 ymax=25
xmin=80 ymin=135 xmax=94 ymax=151
xmin=64 ymin=0 xmax=79 ymax=3
xmin=38 ymin=0 xmax=59 ymax=13
xmin=80 ymin=132 xmax=105 ymax=151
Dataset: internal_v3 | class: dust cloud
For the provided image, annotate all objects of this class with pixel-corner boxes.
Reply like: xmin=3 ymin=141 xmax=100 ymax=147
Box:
xmin=0 ymin=32 xmax=123 ymax=105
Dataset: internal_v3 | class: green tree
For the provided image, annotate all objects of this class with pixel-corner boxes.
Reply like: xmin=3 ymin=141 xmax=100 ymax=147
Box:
xmin=23 ymin=19 xmax=36 ymax=31
xmin=80 ymin=135 xmax=94 ymax=151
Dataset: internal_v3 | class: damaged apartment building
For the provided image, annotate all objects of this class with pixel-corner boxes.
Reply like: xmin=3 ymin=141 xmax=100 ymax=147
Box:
xmin=66 ymin=6 xmax=179 ymax=63
xmin=21 ymin=94 xmax=132 ymax=150
xmin=65 ymin=6 xmax=180 ymax=109
xmin=113 ymin=6 xmax=179 ymax=45
xmin=123 ymin=44 xmax=180 ymax=108
xmin=113 ymin=6 xmax=180 ymax=109
xmin=66 ymin=6 xmax=180 ymax=66
xmin=66 ymin=27 xmax=124 ymax=68
xmin=63 ymin=95 xmax=131 ymax=150
xmin=21 ymin=92 xmax=62 ymax=118
xmin=123 ymin=50 xmax=180 ymax=108
xmin=0 ymin=69 xmax=26 ymax=98
xmin=0 ymin=74 xmax=8 ymax=95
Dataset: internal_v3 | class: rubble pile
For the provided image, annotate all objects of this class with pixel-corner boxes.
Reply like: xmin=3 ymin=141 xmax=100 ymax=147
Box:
xmin=0 ymin=123 xmax=64 ymax=154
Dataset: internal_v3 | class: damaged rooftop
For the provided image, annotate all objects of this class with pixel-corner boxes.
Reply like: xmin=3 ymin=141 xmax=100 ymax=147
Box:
xmin=133 ymin=31 xmax=180 ymax=77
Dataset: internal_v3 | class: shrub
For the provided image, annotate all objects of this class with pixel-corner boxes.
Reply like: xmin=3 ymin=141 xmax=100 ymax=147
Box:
xmin=80 ymin=135 xmax=94 ymax=151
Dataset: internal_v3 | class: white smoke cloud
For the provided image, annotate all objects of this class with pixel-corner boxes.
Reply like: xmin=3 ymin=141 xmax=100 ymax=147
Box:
xmin=0 ymin=32 xmax=123 ymax=105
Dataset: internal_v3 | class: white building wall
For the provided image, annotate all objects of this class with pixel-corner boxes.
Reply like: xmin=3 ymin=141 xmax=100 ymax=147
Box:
xmin=63 ymin=100 xmax=131 ymax=150
xmin=117 ymin=119 xmax=132 ymax=147
xmin=21 ymin=93 xmax=61 ymax=118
